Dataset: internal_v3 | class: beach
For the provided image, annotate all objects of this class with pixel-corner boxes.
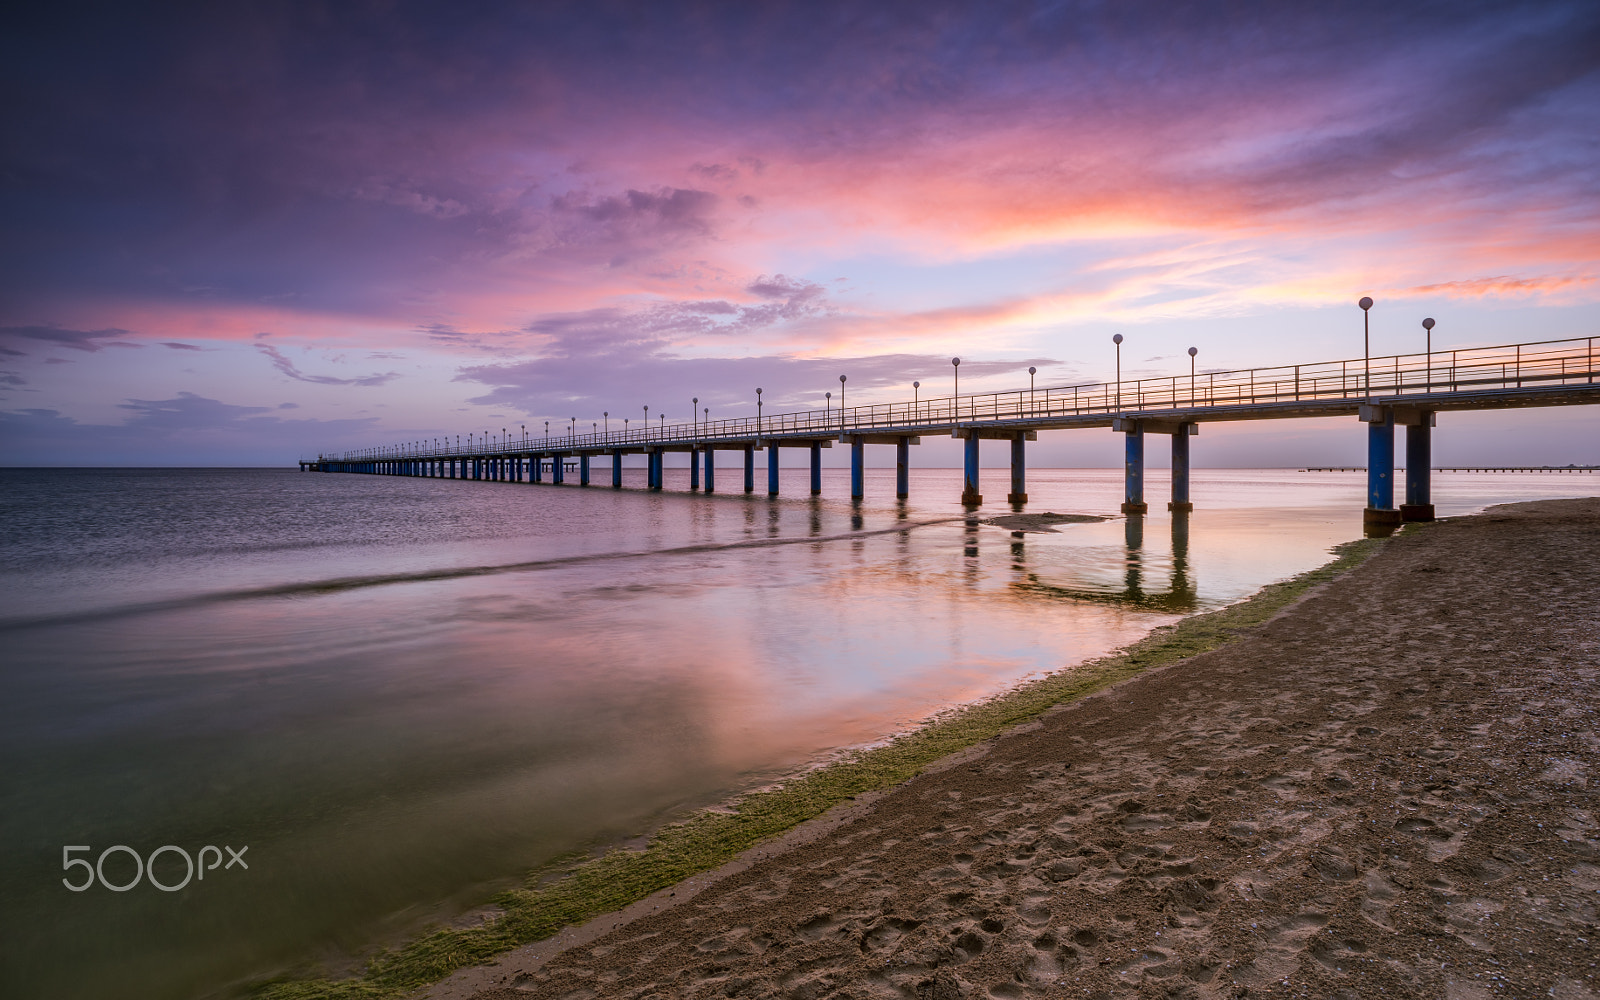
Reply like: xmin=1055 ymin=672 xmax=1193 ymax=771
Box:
xmin=450 ymin=498 xmax=1600 ymax=999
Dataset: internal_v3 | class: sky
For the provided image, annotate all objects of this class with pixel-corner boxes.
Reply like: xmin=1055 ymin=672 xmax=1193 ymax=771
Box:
xmin=2 ymin=0 xmax=1598 ymax=467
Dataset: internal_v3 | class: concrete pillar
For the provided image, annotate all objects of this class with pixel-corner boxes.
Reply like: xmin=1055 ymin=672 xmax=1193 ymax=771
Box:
xmin=744 ymin=445 xmax=755 ymax=493
xmin=896 ymin=437 xmax=910 ymax=498
xmin=553 ymin=453 xmax=565 ymax=485
xmin=1122 ymin=422 xmax=1147 ymax=514
xmin=961 ymin=433 xmax=982 ymax=506
xmin=580 ymin=454 xmax=591 ymax=486
xmin=704 ymin=447 xmax=715 ymax=492
xmin=532 ymin=455 xmax=542 ymax=483
xmin=611 ymin=449 xmax=623 ymax=488
xmin=689 ymin=447 xmax=700 ymax=490
xmin=1007 ymin=432 xmax=1027 ymax=504
xmin=1364 ymin=407 xmax=1400 ymax=529
xmin=1402 ymin=414 xmax=1434 ymax=522
xmin=810 ymin=442 xmax=822 ymax=494
xmin=648 ymin=449 xmax=662 ymax=490
xmin=851 ymin=437 xmax=864 ymax=499
xmin=767 ymin=444 xmax=780 ymax=495
xmin=1170 ymin=423 xmax=1193 ymax=512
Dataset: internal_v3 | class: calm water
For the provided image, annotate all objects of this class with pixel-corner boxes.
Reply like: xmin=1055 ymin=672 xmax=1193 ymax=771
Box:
xmin=1 ymin=466 xmax=1592 ymax=998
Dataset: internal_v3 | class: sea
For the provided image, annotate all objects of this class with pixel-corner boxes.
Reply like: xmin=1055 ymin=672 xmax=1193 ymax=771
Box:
xmin=1 ymin=466 xmax=1592 ymax=999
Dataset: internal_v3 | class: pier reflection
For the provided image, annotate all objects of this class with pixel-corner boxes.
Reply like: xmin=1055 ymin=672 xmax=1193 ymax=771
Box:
xmin=1010 ymin=512 xmax=1199 ymax=613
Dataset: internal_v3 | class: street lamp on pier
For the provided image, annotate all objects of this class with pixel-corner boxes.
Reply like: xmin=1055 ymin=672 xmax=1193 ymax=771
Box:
xmin=1112 ymin=335 xmax=1123 ymax=411
xmin=1028 ymin=366 xmax=1037 ymax=415
xmin=755 ymin=388 xmax=763 ymax=438
xmin=951 ymin=358 xmax=960 ymax=423
xmin=913 ymin=381 xmax=920 ymax=417
xmin=1359 ymin=296 xmax=1374 ymax=397
xmin=838 ymin=375 xmax=846 ymax=434
xmin=1188 ymin=347 xmax=1198 ymax=406
xmin=692 ymin=398 xmax=698 ymax=439
xmin=643 ymin=405 xmax=648 ymax=440
xmin=1422 ymin=317 xmax=1435 ymax=392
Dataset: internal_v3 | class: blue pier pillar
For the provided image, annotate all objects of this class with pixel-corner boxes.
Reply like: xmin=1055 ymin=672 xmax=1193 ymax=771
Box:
xmin=1363 ymin=406 xmax=1401 ymax=531
xmin=704 ymin=447 xmax=715 ymax=492
xmin=1402 ymin=412 xmax=1434 ymax=522
xmin=1121 ymin=421 xmax=1147 ymax=514
xmin=648 ymin=449 xmax=663 ymax=490
xmin=850 ymin=437 xmax=864 ymax=499
xmin=1170 ymin=423 xmax=1194 ymax=512
xmin=767 ymin=444 xmax=780 ymax=495
xmin=580 ymin=454 xmax=591 ymax=486
xmin=531 ymin=455 xmax=542 ymax=483
xmin=552 ymin=453 xmax=564 ymax=485
xmin=810 ymin=442 xmax=822 ymax=494
xmin=744 ymin=445 xmax=755 ymax=493
xmin=961 ymin=432 xmax=982 ymax=506
xmin=896 ymin=436 xmax=910 ymax=498
xmin=612 ymin=449 xmax=623 ymax=488
xmin=689 ymin=447 xmax=699 ymax=490
xmin=1007 ymin=432 xmax=1027 ymax=505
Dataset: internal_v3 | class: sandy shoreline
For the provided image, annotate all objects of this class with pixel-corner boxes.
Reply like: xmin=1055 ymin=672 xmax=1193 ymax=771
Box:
xmin=446 ymin=498 xmax=1600 ymax=1000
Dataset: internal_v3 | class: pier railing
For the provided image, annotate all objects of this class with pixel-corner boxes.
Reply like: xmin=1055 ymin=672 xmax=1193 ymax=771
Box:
xmin=323 ymin=335 xmax=1596 ymax=462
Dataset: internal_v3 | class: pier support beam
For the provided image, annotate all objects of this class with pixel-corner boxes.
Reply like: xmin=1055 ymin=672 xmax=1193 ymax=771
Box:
xmin=896 ymin=437 xmax=910 ymax=498
xmin=648 ymin=449 xmax=662 ymax=490
xmin=553 ymin=453 xmax=565 ymax=485
xmin=689 ymin=446 xmax=700 ymax=490
xmin=744 ymin=445 xmax=755 ymax=493
xmin=1361 ymin=405 xmax=1400 ymax=529
xmin=851 ymin=437 xmax=864 ymax=499
xmin=1402 ymin=412 xmax=1435 ymax=522
xmin=1170 ymin=423 xmax=1194 ymax=512
xmin=580 ymin=454 xmax=591 ymax=486
xmin=768 ymin=444 xmax=780 ymax=495
xmin=810 ymin=442 xmax=822 ymax=495
xmin=611 ymin=449 xmax=623 ymax=488
xmin=1121 ymin=421 xmax=1148 ymax=514
xmin=961 ymin=433 xmax=982 ymax=506
xmin=1007 ymin=432 xmax=1027 ymax=504
xmin=704 ymin=447 xmax=715 ymax=492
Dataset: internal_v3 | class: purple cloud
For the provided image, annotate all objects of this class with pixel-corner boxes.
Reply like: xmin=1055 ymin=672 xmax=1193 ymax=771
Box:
xmin=0 ymin=326 xmax=142 ymax=355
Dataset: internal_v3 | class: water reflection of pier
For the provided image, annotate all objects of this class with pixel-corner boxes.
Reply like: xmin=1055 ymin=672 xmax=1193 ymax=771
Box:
xmin=1007 ymin=513 xmax=1198 ymax=613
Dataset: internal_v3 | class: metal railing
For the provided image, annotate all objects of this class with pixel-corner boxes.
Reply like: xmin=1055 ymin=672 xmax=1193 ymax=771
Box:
xmin=319 ymin=335 xmax=1596 ymax=463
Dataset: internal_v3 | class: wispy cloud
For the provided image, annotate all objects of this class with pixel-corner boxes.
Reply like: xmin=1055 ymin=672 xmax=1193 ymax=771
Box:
xmin=256 ymin=344 xmax=399 ymax=386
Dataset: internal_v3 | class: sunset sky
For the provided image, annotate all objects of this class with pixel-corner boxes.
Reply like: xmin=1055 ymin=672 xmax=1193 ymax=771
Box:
xmin=3 ymin=0 xmax=1597 ymax=467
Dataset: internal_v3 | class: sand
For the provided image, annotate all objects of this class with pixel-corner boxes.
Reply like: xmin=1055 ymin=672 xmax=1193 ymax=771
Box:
xmin=452 ymin=498 xmax=1600 ymax=1000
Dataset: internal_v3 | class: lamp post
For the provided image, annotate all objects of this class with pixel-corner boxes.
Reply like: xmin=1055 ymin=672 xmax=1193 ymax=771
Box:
xmin=603 ymin=411 xmax=609 ymax=437
xmin=569 ymin=417 xmax=575 ymax=444
xmin=755 ymin=388 xmax=763 ymax=438
xmin=838 ymin=375 xmax=846 ymax=435
xmin=951 ymin=358 xmax=960 ymax=423
xmin=1028 ymin=365 xmax=1036 ymax=415
xmin=692 ymin=397 xmax=698 ymax=440
xmin=1359 ymin=296 xmax=1374 ymax=396
xmin=1188 ymin=347 xmax=1198 ymax=405
xmin=1422 ymin=317 xmax=1435 ymax=392
xmin=543 ymin=421 xmax=548 ymax=449
xmin=912 ymin=381 xmax=920 ymax=416
xmin=1112 ymin=335 xmax=1123 ymax=410
xmin=643 ymin=405 xmax=648 ymax=441
xmin=825 ymin=390 xmax=831 ymax=423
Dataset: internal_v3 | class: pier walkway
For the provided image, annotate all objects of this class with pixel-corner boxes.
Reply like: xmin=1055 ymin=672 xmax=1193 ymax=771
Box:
xmin=302 ymin=336 xmax=1598 ymax=531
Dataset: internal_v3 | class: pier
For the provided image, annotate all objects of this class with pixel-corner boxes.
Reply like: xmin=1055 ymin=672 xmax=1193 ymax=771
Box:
xmin=302 ymin=336 xmax=1599 ymax=532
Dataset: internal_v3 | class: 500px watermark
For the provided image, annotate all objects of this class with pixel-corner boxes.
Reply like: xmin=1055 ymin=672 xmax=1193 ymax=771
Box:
xmin=61 ymin=844 xmax=248 ymax=892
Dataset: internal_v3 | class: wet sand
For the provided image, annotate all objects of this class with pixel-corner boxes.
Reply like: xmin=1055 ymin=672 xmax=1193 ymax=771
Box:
xmin=454 ymin=498 xmax=1600 ymax=1000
